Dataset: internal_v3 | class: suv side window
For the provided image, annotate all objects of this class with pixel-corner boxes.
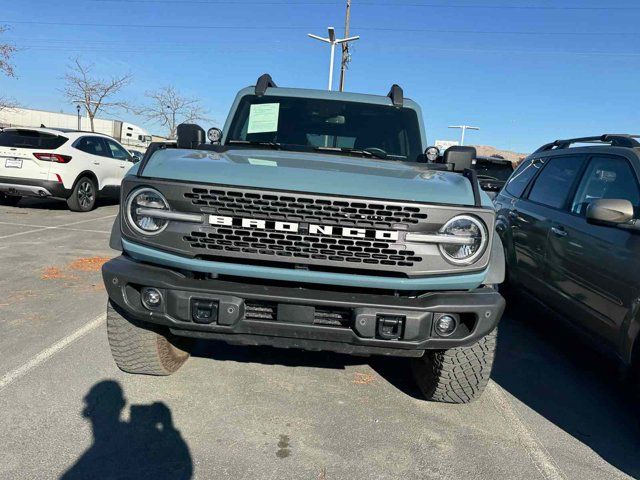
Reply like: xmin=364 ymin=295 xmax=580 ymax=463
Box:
xmin=105 ymin=139 xmax=130 ymax=160
xmin=571 ymin=155 xmax=640 ymax=216
xmin=504 ymin=158 xmax=539 ymax=198
xmin=75 ymin=136 xmax=108 ymax=157
xmin=527 ymin=155 xmax=585 ymax=209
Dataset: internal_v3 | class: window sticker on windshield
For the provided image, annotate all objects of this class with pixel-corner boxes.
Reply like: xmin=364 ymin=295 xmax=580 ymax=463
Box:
xmin=248 ymin=158 xmax=277 ymax=166
xmin=247 ymin=103 xmax=280 ymax=134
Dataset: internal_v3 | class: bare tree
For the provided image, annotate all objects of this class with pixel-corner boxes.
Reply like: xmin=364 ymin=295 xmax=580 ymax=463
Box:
xmin=0 ymin=26 xmax=16 ymax=78
xmin=0 ymin=25 xmax=18 ymax=113
xmin=0 ymin=97 xmax=18 ymax=114
xmin=62 ymin=58 xmax=131 ymax=132
xmin=139 ymin=86 xmax=210 ymax=139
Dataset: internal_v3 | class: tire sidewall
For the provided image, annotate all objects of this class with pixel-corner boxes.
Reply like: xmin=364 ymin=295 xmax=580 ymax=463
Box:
xmin=69 ymin=176 xmax=97 ymax=212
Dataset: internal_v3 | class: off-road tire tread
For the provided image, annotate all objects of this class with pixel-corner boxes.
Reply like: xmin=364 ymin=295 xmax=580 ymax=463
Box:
xmin=412 ymin=328 xmax=497 ymax=404
xmin=106 ymin=300 xmax=189 ymax=376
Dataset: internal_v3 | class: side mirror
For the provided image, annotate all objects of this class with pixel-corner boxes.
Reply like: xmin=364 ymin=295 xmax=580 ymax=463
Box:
xmin=443 ymin=146 xmax=476 ymax=172
xmin=129 ymin=155 xmax=140 ymax=164
xmin=586 ymin=198 xmax=634 ymax=225
xmin=177 ymin=123 xmax=206 ymax=149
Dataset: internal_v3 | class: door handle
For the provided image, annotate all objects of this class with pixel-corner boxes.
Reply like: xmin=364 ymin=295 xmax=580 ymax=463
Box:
xmin=551 ymin=226 xmax=567 ymax=237
xmin=119 ymin=165 xmax=126 ymax=168
xmin=93 ymin=162 xmax=100 ymax=165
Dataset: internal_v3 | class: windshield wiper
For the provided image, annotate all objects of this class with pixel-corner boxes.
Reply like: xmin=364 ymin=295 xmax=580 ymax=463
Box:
xmin=476 ymin=174 xmax=502 ymax=181
xmin=227 ymin=139 xmax=283 ymax=150
xmin=314 ymin=146 xmax=390 ymax=160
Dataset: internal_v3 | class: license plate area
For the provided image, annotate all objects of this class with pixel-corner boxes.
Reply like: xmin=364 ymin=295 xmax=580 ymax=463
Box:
xmin=4 ymin=158 xmax=22 ymax=168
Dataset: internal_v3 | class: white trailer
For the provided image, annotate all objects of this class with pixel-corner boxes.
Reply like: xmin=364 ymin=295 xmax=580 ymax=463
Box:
xmin=0 ymin=107 xmax=152 ymax=150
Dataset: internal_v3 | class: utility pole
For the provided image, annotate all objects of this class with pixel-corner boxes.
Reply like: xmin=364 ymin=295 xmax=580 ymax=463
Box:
xmin=448 ymin=125 xmax=480 ymax=145
xmin=308 ymin=26 xmax=359 ymax=91
xmin=338 ymin=0 xmax=352 ymax=92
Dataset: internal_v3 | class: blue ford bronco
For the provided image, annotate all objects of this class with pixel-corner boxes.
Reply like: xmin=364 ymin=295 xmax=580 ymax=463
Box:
xmin=102 ymin=75 xmax=506 ymax=403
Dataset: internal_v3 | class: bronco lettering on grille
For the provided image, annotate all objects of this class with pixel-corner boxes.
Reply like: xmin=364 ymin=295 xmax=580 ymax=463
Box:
xmin=208 ymin=215 xmax=400 ymax=242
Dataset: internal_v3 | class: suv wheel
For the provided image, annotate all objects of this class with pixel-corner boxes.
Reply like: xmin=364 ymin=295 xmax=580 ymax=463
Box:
xmin=106 ymin=300 xmax=190 ymax=376
xmin=412 ymin=327 xmax=497 ymax=403
xmin=0 ymin=194 xmax=21 ymax=207
xmin=67 ymin=177 xmax=97 ymax=212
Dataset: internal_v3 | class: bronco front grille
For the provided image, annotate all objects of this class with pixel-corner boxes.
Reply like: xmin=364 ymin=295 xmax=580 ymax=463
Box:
xmin=184 ymin=187 xmax=428 ymax=229
xmin=183 ymin=228 xmax=422 ymax=267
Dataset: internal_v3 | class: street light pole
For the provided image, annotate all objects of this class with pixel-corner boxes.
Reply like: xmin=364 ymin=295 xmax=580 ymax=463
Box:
xmin=448 ymin=125 xmax=480 ymax=145
xmin=76 ymin=104 xmax=81 ymax=130
xmin=308 ymin=27 xmax=360 ymax=91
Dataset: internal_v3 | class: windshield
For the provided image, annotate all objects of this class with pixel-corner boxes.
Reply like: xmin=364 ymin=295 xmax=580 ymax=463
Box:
xmin=226 ymin=94 xmax=423 ymax=161
xmin=472 ymin=159 xmax=514 ymax=182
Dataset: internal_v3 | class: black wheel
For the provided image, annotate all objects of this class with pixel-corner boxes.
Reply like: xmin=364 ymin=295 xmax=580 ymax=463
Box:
xmin=0 ymin=194 xmax=21 ymax=207
xmin=106 ymin=300 xmax=190 ymax=376
xmin=412 ymin=328 xmax=497 ymax=404
xmin=67 ymin=176 xmax=97 ymax=212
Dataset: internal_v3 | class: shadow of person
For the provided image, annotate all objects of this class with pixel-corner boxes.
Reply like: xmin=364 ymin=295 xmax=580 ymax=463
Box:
xmin=61 ymin=380 xmax=193 ymax=480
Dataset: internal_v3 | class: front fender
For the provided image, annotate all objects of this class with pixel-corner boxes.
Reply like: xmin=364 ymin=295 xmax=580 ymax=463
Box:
xmin=484 ymin=235 xmax=505 ymax=285
xmin=109 ymin=212 xmax=123 ymax=251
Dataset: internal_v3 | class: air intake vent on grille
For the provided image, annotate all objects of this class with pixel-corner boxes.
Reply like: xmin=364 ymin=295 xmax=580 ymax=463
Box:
xmin=244 ymin=301 xmax=352 ymax=328
xmin=184 ymin=230 xmax=422 ymax=267
xmin=245 ymin=302 xmax=276 ymax=320
xmin=184 ymin=188 xmax=428 ymax=228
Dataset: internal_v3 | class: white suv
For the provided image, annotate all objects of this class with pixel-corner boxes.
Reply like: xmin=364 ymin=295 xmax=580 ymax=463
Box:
xmin=0 ymin=127 xmax=136 ymax=211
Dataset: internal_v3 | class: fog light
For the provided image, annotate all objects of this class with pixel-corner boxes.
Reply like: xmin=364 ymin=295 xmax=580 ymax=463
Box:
xmin=141 ymin=287 xmax=162 ymax=310
xmin=435 ymin=315 xmax=457 ymax=336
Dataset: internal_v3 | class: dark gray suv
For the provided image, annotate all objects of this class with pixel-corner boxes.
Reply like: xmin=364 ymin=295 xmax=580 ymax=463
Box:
xmin=494 ymin=135 xmax=640 ymax=383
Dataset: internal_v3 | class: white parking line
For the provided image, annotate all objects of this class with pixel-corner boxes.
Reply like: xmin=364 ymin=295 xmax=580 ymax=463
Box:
xmin=0 ymin=214 xmax=116 ymax=240
xmin=0 ymin=221 xmax=110 ymax=234
xmin=0 ymin=314 xmax=105 ymax=392
xmin=488 ymin=382 xmax=567 ymax=480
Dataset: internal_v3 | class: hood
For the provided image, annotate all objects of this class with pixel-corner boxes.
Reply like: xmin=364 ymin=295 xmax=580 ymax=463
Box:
xmin=137 ymin=148 xmax=484 ymax=206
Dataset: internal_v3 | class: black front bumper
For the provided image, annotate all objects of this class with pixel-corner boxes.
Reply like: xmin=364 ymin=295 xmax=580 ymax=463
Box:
xmin=0 ymin=176 xmax=69 ymax=198
xmin=102 ymin=255 xmax=505 ymax=358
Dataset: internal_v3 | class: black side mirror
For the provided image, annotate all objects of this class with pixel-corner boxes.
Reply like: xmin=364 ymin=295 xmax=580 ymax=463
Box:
xmin=443 ymin=146 xmax=476 ymax=172
xmin=177 ymin=123 xmax=206 ymax=149
xmin=586 ymin=198 xmax=634 ymax=225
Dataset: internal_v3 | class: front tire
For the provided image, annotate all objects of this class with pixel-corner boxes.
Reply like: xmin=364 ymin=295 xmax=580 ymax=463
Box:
xmin=106 ymin=300 xmax=190 ymax=376
xmin=67 ymin=176 xmax=97 ymax=212
xmin=412 ymin=328 xmax=497 ymax=403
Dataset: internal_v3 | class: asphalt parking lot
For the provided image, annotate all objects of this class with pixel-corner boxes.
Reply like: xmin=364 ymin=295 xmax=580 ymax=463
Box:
xmin=0 ymin=198 xmax=639 ymax=480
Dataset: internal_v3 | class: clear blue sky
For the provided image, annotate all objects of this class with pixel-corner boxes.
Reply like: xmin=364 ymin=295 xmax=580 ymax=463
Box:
xmin=1 ymin=0 xmax=640 ymax=152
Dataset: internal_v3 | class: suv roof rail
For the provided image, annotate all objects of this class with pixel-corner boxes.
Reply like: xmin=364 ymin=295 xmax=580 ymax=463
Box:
xmin=255 ymin=73 xmax=277 ymax=96
xmin=534 ymin=134 xmax=640 ymax=153
xmin=387 ymin=84 xmax=403 ymax=107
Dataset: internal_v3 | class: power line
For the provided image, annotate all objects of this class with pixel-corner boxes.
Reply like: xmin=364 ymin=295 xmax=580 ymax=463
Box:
xmin=80 ymin=0 xmax=640 ymax=10
xmin=2 ymin=20 xmax=640 ymax=36
xmin=15 ymin=42 xmax=640 ymax=58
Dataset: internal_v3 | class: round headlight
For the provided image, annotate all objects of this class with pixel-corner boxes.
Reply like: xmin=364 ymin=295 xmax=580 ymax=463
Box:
xmin=438 ymin=215 xmax=488 ymax=265
xmin=126 ymin=187 xmax=169 ymax=235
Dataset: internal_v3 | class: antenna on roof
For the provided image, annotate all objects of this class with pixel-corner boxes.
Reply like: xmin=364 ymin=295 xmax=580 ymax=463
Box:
xmin=255 ymin=74 xmax=277 ymax=96
xmin=387 ymin=84 xmax=403 ymax=107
